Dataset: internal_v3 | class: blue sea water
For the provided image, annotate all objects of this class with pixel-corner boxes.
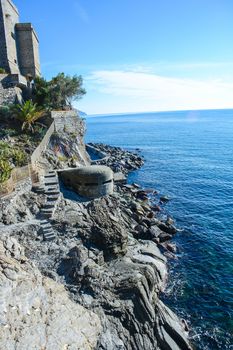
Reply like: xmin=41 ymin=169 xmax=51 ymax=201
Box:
xmin=85 ymin=109 xmax=233 ymax=350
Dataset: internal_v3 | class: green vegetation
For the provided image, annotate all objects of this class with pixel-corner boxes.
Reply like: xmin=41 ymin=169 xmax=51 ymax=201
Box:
xmin=0 ymin=141 xmax=28 ymax=183
xmin=0 ymin=159 xmax=12 ymax=183
xmin=11 ymin=149 xmax=27 ymax=166
xmin=0 ymin=141 xmax=27 ymax=167
xmin=33 ymin=73 xmax=86 ymax=110
xmin=0 ymin=70 xmax=86 ymax=184
xmin=0 ymin=105 xmax=11 ymax=120
xmin=10 ymin=100 xmax=45 ymax=133
xmin=0 ymin=67 xmax=6 ymax=74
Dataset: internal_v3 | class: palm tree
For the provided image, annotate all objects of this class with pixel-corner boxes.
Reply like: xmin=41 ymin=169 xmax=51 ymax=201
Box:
xmin=11 ymin=100 xmax=45 ymax=133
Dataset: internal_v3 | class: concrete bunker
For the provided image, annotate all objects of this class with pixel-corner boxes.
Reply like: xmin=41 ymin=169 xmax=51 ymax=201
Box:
xmin=60 ymin=165 xmax=114 ymax=199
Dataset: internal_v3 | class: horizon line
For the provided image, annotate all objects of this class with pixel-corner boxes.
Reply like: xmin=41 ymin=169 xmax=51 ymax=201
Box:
xmin=86 ymin=107 xmax=233 ymax=117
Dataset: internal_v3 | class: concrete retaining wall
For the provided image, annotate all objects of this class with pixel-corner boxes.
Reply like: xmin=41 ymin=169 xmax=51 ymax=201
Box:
xmin=31 ymin=121 xmax=55 ymax=172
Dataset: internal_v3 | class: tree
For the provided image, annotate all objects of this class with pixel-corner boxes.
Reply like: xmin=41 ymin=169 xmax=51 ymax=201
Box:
xmin=32 ymin=77 xmax=50 ymax=108
xmin=11 ymin=100 xmax=44 ymax=133
xmin=32 ymin=73 xmax=86 ymax=110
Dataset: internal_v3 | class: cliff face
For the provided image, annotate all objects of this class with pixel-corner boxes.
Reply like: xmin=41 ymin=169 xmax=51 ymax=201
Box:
xmin=45 ymin=130 xmax=90 ymax=169
xmin=0 ymin=233 xmax=102 ymax=350
xmin=40 ymin=113 xmax=91 ymax=170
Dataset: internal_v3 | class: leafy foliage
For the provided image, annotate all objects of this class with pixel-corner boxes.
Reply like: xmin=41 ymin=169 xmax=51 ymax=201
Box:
xmin=0 ymin=67 xmax=6 ymax=74
xmin=33 ymin=73 xmax=86 ymax=110
xmin=0 ymin=159 xmax=12 ymax=183
xmin=0 ymin=141 xmax=28 ymax=168
xmin=11 ymin=100 xmax=44 ymax=132
xmin=11 ymin=149 xmax=27 ymax=166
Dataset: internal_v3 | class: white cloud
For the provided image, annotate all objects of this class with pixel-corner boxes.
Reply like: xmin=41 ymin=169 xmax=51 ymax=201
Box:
xmin=78 ymin=69 xmax=233 ymax=114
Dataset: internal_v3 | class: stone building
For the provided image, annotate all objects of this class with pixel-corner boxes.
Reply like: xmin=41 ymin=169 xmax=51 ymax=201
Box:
xmin=0 ymin=0 xmax=41 ymax=105
xmin=0 ymin=0 xmax=40 ymax=78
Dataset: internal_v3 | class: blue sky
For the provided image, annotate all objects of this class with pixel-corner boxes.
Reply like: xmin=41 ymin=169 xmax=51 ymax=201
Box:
xmin=15 ymin=0 xmax=233 ymax=114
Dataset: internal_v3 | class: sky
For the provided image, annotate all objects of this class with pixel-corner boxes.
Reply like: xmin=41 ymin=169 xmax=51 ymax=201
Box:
xmin=14 ymin=0 xmax=233 ymax=115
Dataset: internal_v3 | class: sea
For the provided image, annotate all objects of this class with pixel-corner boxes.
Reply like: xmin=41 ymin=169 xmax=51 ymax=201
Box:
xmin=85 ymin=109 xmax=233 ymax=350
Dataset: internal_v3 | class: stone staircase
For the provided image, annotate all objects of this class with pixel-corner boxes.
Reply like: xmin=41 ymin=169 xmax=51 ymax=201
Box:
xmin=39 ymin=219 xmax=56 ymax=241
xmin=40 ymin=170 xmax=60 ymax=219
xmin=33 ymin=170 xmax=61 ymax=241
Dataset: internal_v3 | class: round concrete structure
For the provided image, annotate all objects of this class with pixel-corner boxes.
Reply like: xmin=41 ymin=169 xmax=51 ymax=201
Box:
xmin=60 ymin=165 xmax=114 ymax=199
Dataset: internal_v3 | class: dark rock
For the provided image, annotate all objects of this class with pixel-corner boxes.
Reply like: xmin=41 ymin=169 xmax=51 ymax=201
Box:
xmin=159 ymin=232 xmax=173 ymax=243
xmin=166 ymin=242 xmax=177 ymax=253
xmin=147 ymin=225 xmax=163 ymax=239
xmin=152 ymin=204 xmax=162 ymax=212
xmin=158 ymin=222 xmax=178 ymax=235
xmin=160 ymin=195 xmax=170 ymax=203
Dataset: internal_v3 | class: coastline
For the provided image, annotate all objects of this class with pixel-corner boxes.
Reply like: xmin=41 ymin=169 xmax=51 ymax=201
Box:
xmin=0 ymin=139 xmax=192 ymax=349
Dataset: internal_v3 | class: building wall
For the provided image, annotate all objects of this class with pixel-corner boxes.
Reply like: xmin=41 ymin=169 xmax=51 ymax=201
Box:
xmin=31 ymin=29 xmax=40 ymax=76
xmin=0 ymin=0 xmax=19 ymax=73
xmin=16 ymin=23 xmax=40 ymax=77
xmin=0 ymin=0 xmax=41 ymax=78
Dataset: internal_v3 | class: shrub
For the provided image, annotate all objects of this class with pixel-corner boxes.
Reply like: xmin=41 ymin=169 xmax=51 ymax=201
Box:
xmin=0 ymin=68 xmax=6 ymax=74
xmin=0 ymin=105 xmax=11 ymax=120
xmin=0 ymin=141 xmax=28 ymax=167
xmin=0 ymin=159 xmax=12 ymax=183
xmin=11 ymin=149 xmax=27 ymax=167
xmin=0 ymin=128 xmax=18 ymax=138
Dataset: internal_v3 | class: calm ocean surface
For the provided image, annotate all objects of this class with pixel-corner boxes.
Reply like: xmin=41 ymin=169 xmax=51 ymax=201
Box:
xmin=85 ymin=109 xmax=233 ymax=350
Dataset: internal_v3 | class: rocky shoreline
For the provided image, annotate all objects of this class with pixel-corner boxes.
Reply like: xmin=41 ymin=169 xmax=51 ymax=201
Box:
xmin=0 ymin=143 xmax=192 ymax=350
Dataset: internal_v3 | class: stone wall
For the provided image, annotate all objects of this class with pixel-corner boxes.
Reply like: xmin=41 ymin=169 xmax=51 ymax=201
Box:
xmin=0 ymin=73 xmax=23 ymax=105
xmin=0 ymin=165 xmax=30 ymax=197
xmin=52 ymin=110 xmax=86 ymax=134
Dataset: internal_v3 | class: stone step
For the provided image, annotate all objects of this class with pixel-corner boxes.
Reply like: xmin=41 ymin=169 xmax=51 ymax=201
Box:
xmin=44 ymin=175 xmax=58 ymax=181
xmin=40 ymin=219 xmax=50 ymax=225
xmin=41 ymin=208 xmax=54 ymax=218
xmin=45 ymin=191 xmax=60 ymax=197
xmin=47 ymin=194 xmax=60 ymax=200
xmin=43 ymin=233 xmax=56 ymax=241
xmin=32 ymin=185 xmax=45 ymax=193
xmin=41 ymin=226 xmax=51 ymax=232
xmin=43 ymin=229 xmax=54 ymax=236
xmin=43 ymin=201 xmax=57 ymax=209
xmin=44 ymin=181 xmax=58 ymax=187
xmin=41 ymin=207 xmax=53 ymax=213
xmin=46 ymin=184 xmax=59 ymax=190
xmin=44 ymin=174 xmax=56 ymax=178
